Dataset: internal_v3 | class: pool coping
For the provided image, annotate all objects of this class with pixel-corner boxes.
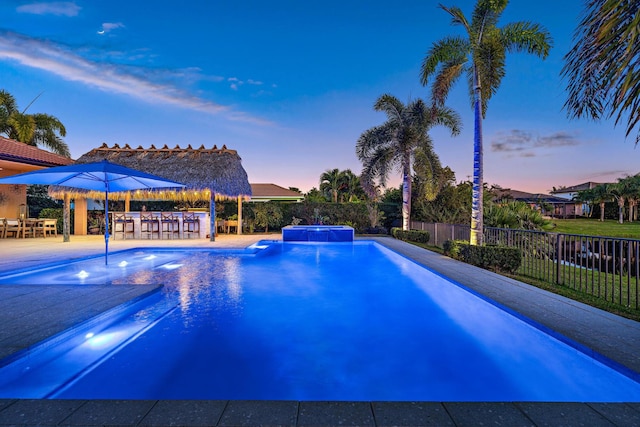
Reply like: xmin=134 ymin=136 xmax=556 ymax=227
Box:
xmin=0 ymin=235 xmax=639 ymax=425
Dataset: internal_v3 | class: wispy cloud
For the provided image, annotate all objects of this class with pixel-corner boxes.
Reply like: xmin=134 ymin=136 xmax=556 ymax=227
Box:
xmin=491 ymin=129 xmax=580 ymax=157
xmin=0 ymin=31 xmax=271 ymax=125
xmin=17 ymin=2 xmax=80 ymax=17
xmin=228 ymin=77 xmax=264 ymax=90
xmin=98 ymin=22 xmax=125 ymax=35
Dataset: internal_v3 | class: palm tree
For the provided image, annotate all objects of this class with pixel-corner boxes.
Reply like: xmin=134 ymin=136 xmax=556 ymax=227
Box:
xmin=563 ymin=0 xmax=640 ymax=145
xmin=339 ymin=169 xmax=363 ymax=202
xmin=356 ymin=94 xmax=461 ymax=230
xmin=420 ymin=0 xmax=552 ymax=245
xmin=0 ymin=89 xmax=70 ymax=157
xmin=618 ymin=175 xmax=640 ymax=223
xmin=320 ymin=168 xmax=344 ymax=203
xmin=609 ymin=180 xmax=631 ymax=224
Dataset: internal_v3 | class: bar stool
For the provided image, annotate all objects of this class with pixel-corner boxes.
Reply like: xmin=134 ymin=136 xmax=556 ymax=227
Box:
xmin=160 ymin=212 xmax=180 ymax=239
xmin=182 ymin=212 xmax=200 ymax=239
xmin=113 ymin=213 xmax=135 ymax=239
xmin=140 ymin=212 xmax=160 ymax=239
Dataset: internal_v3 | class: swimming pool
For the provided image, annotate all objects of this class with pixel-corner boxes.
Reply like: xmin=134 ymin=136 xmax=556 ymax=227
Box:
xmin=0 ymin=241 xmax=639 ymax=401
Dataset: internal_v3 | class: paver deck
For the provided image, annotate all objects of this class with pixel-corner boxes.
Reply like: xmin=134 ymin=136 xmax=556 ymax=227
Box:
xmin=0 ymin=234 xmax=638 ymax=426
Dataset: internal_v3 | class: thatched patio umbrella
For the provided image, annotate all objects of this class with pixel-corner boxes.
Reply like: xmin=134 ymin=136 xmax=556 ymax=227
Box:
xmin=50 ymin=143 xmax=252 ymax=241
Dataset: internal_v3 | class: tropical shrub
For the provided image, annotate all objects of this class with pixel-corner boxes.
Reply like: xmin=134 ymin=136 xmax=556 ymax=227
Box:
xmin=287 ymin=202 xmax=369 ymax=232
xmin=252 ymin=202 xmax=284 ymax=232
xmin=484 ymin=201 xmax=553 ymax=231
xmin=391 ymin=227 xmax=430 ymax=244
xmin=39 ymin=208 xmax=73 ymax=234
xmin=443 ymin=239 xmax=521 ymax=273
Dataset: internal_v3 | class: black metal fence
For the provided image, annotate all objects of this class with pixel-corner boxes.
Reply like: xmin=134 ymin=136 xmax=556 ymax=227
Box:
xmin=409 ymin=221 xmax=471 ymax=247
xmin=411 ymin=221 xmax=640 ymax=310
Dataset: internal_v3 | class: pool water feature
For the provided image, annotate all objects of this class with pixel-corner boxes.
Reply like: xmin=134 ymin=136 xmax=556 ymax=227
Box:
xmin=0 ymin=241 xmax=639 ymax=401
xmin=282 ymin=225 xmax=354 ymax=242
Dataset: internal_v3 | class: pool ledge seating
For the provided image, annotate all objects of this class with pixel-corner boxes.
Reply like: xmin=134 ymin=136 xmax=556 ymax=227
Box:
xmin=282 ymin=225 xmax=354 ymax=242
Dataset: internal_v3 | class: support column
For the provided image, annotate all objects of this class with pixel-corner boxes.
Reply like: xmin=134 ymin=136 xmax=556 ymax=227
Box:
xmin=237 ymin=196 xmax=243 ymax=235
xmin=124 ymin=193 xmax=131 ymax=212
xmin=63 ymin=193 xmax=71 ymax=242
xmin=74 ymin=198 xmax=88 ymax=235
xmin=209 ymin=192 xmax=216 ymax=242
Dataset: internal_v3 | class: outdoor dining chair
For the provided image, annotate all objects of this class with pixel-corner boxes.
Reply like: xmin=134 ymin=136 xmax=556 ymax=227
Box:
xmin=4 ymin=219 xmax=21 ymax=238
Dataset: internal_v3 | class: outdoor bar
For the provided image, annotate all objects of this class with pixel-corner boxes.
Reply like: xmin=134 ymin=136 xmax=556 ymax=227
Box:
xmin=49 ymin=143 xmax=252 ymax=242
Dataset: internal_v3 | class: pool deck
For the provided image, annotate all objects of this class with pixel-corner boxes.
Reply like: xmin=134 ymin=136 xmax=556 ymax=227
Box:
xmin=0 ymin=234 xmax=639 ymax=426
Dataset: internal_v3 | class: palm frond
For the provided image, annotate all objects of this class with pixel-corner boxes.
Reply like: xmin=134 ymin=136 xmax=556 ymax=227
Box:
xmin=429 ymin=105 xmax=463 ymax=136
xmin=501 ymin=22 xmax=552 ymax=58
xmin=562 ymin=0 xmax=640 ymax=144
xmin=440 ymin=5 xmax=470 ymax=31
xmin=373 ymin=93 xmax=405 ymax=121
xmin=471 ymin=0 xmax=506 ymax=39
xmin=420 ymin=36 xmax=469 ymax=85
xmin=431 ymin=60 xmax=467 ymax=107
xmin=356 ymin=124 xmax=393 ymax=160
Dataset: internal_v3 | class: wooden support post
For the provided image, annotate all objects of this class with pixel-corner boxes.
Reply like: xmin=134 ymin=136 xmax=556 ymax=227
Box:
xmin=63 ymin=193 xmax=71 ymax=242
xmin=237 ymin=196 xmax=243 ymax=235
xmin=210 ymin=192 xmax=216 ymax=242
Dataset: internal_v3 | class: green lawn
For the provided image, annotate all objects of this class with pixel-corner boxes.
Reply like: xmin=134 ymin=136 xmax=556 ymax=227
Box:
xmin=549 ymin=218 xmax=640 ymax=239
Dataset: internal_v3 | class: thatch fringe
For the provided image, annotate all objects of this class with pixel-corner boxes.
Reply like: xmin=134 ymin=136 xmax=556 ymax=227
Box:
xmin=49 ymin=143 xmax=252 ymax=201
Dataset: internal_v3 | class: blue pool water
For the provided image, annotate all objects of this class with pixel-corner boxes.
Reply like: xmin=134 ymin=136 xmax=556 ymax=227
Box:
xmin=0 ymin=241 xmax=639 ymax=401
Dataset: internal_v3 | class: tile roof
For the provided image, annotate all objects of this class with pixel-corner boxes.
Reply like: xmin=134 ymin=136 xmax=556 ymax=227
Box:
xmin=250 ymin=183 xmax=304 ymax=200
xmin=550 ymin=182 xmax=603 ymax=194
xmin=0 ymin=136 xmax=74 ymax=167
xmin=495 ymin=188 xmax=572 ymax=204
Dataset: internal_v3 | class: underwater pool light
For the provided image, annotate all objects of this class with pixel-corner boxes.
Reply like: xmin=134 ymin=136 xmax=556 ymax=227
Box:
xmin=161 ymin=263 xmax=183 ymax=270
xmin=76 ymin=270 xmax=89 ymax=279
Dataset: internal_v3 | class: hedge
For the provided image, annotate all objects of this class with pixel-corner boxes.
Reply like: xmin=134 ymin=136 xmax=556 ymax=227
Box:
xmin=443 ymin=239 xmax=521 ymax=274
xmin=391 ymin=227 xmax=430 ymax=244
xmin=39 ymin=208 xmax=74 ymax=235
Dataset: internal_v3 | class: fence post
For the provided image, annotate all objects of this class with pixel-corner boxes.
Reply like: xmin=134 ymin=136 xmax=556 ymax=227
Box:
xmin=555 ymin=234 xmax=562 ymax=285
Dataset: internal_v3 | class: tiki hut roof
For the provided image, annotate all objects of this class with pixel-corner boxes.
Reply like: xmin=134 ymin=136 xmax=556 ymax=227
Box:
xmin=50 ymin=143 xmax=251 ymax=201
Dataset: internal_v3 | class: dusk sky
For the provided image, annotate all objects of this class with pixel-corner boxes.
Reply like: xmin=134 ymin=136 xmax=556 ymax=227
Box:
xmin=1 ymin=1 xmax=637 ymax=194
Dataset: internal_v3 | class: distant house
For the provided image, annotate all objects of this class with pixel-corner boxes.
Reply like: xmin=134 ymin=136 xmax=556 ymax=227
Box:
xmin=550 ymin=182 xmax=604 ymax=217
xmin=494 ymin=188 xmax=577 ymax=218
xmin=249 ymin=183 xmax=304 ymax=203
xmin=0 ymin=136 xmax=73 ymax=218
xmin=550 ymin=182 xmax=603 ymax=200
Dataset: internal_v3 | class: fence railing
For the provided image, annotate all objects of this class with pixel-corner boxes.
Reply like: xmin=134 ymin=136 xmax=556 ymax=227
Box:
xmin=411 ymin=221 xmax=640 ymax=310
xmin=409 ymin=221 xmax=470 ymax=247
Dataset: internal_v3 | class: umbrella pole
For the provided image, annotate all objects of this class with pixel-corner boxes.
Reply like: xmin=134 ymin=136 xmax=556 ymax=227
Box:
xmin=104 ymin=189 xmax=110 ymax=265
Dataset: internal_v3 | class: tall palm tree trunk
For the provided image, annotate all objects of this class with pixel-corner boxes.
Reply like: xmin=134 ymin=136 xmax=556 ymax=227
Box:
xmin=470 ymin=69 xmax=484 ymax=245
xmin=599 ymin=202 xmax=605 ymax=222
xmin=402 ymin=154 xmax=412 ymax=231
xmin=618 ymin=198 xmax=625 ymax=224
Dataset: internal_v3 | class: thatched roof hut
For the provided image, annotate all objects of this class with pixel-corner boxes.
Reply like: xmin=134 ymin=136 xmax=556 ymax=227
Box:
xmin=50 ymin=143 xmax=252 ymax=201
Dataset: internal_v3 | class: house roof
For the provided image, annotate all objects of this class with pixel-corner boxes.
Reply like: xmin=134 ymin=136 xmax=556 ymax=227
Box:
xmin=0 ymin=136 xmax=74 ymax=168
xmin=250 ymin=183 xmax=304 ymax=201
xmin=495 ymin=188 xmax=572 ymax=204
xmin=51 ymin=143 xmax=251 ymax=201
xmin=550 ymin=182 xmax=603 ymax=194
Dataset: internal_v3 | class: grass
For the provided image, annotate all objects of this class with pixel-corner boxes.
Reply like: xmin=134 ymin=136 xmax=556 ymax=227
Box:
xmin=550 ymin=218 xmax=640 ymax=238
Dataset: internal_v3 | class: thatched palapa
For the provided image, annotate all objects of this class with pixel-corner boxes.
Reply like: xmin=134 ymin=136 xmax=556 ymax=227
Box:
xmin=49 ymin=143 xmax=252 ymax=201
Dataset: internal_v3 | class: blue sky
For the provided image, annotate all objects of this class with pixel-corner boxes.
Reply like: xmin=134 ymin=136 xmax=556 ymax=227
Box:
xmin=0 ymin=1 xmax=636 ymax=194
